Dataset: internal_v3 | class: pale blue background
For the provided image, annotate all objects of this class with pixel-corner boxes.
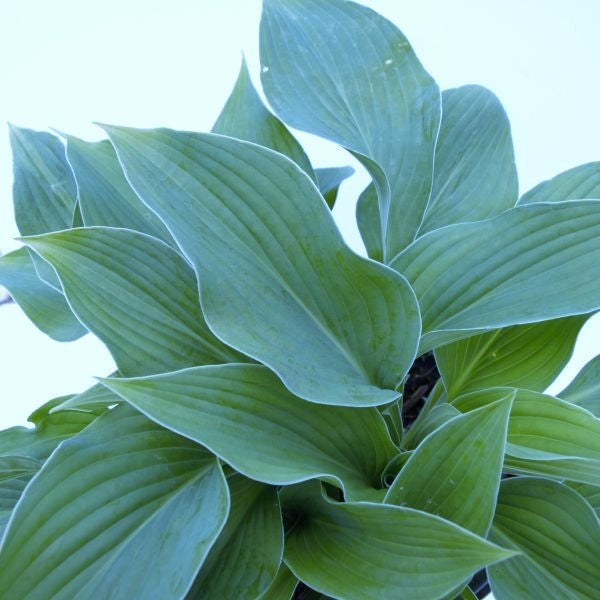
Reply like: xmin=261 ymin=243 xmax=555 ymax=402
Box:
xmin=1 ymin=0 xmax=599 ymax=430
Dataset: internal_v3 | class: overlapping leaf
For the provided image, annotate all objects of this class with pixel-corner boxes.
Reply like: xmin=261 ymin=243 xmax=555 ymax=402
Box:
xmin=260 ymin=0 xmax=441 ymax=260
xmin=418 ymin=85 xmax=518 ymax=235
xmin=0 ymin=248 xmax=86 ymax=341
xmin=212 ymin=58 xmax=314 ymax=178
xmin=64 ymin=136 xmax=174 ymax=242
xmin=0 ymin=405 xmax=229 ymax=599
xmin=391 ymin=201 xmax=600 ymax=352
xmin=557 ymin=354 xmax=600 ymax=416
xmin=314 ymin=166 xmax=354 ymax=209
xmin=0 ymin=475 xmax=31 ymax=538
xmin=103 ymin=126 xmax=420 ymax=406
xmin=435 ymin=316 xmax=587 ymax=399
xmin=187 ymin=474 xmax=283 ymax=599
xmin=565 ymin=481 xmax=600 ymax=517
xmin=9 ymin=125 xmax=76 ymax=236
xmin=453 ymin=388 xmax=600 ymax=485
xmin=386 ymin=395 xmax=512 ymax=535
xmin=100 ymin=364 xmax=397 ymax=500
xmin=50 ymin=378 xmax=120 ymax=413
xmin=518 ymin=162 xmax=600 ymax=204
xmin=258 ymin=564 xmax=298 ymax=600
xmin=0 ymin=399 xmax=99 ymax=462
xmin=281 ymin=481 xmax=515 ymax=600
xmin=23 ymin=227 xmax=247 ymax=375
xmin=488 ymin=477 xmax=600 ymax=599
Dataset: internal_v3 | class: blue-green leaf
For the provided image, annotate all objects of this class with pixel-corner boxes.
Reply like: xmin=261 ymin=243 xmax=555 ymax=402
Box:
xmin=488 ymin=477 xmax=600 ymax=600
xmin=64 ymin=136 xmax=174 ymax=243
xmin=435 ymin=316 xmax=587 ymax=399
xmin=315 ymin=166 xmax=354 ymax=209
xmin=0 ymin=405 xmax=229 ymax=599
xmin=281 ymin=481 xmax=516 ymax=600
xmin=212 ymin=58 xmax=314 ymax=179
xmin=102 ymin=126 xmax=421 ymax=407
xmin=557 ymin=354 xmax=600 ymax=416
xmin=187 ymin=474 xmax=283 ymax=599
xmin=418 ymin=85 xmax=518 ymax=235
xmin=386 ymin=395 xmax=512 ymax=535
xmin=518 ymin=162 xmax=600 ymax=204
xmin=9 ymin=125 xmax=76 ymax=236
xmin=99 ymin=364 xmax=397 ymax=501
xmin=260 ymin=0 xmax=440 ymax=261
xmin=23 ymin=227 xmax=247 ymax=375
xmin=453 ymin=388 xmax=600 ymax=486
xmin=391 ymin=201 xmax=600 ymax=352
xmin=0 ymin=248 xmax=86 ymax=341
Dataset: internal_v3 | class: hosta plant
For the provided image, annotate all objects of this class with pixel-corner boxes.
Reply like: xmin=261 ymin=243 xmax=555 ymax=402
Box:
xmin=2 ymin=1 xmax=600 ymax=598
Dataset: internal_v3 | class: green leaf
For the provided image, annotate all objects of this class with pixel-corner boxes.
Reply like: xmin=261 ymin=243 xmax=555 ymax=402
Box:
xmin=356 ymin=183 xmax=383 ymax=261
xmin=518 ymin=162 xmax=600 ymax=204
xmin=0 ymin=404 xmax=229 ymax=599
xmin=23 ymin=227 xmax=247 ymax=376
xmin=488 ymin=477 xmax=600 ymax=600
xmin=391 ymin=201 xmax=600 ymax=352
xmin=9 ymin=125 xmax=76 ymax=236
xmin=386 ymin=394 xmax=512 ymax=535
xmin=0 ymin=248 xmax=86 ymax=341
xmin=99 ymin=364 xmax=397 ymax=501
xmin=187 ymin=474 xmax=283 ymax=599
xmin=281 ymin=481 xmax=516 ymax=600
xmin=565 ymin=481 xmax=600 ymax=517
xmin=0 ymin=404 xmax=98 ymax=462
xmin=102 ymin=126 xmax=421 ymax=407
xmin=557 ymin=354 xmax=600 ymax=416
xmin=0 ymin=456 xmax=41 ymax=483
xmin=212 ymin=58 xmax=314 ymax=179
xmin=418 ymin=85 xmax=518 ymax=235
xmin=50 ymin=378 xmax=121 ymax=414
xmin=401 ymin=402 xmax=460 ymax=450
xmin=314 ymin=166 xmax=354 ymax=209
xmin=260 ymin=0 xmax=440 ymax=261
xmin=64 ymin=136 xmax=174 ymax=243
xmin=435 ymin=316 xmax=587 ymax=399
xmin=453 ymin=388 xmax=600 ymax=486
xmin=0 ymin=475 xmax=31 ymax=538
xmin=258 ymin=564 xmax=298 ymax=600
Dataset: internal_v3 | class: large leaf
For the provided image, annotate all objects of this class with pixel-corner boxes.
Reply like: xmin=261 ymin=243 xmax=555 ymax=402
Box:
xmin=0 ymin=456 xmax=41 ymax=483
xmin=386 ymin=394 xmax=512 ymax=535
xmin=557 ymin=354 xmax=600 ymax=416
xmin=418 ymin=85 xmax=518 ymax=235
xmin=518 ymin=162 xmax=600 ymax=204
xmin=99 ymin=364 xmax=397 ymax=500
xmin=260 ymin=0 xmax=440 ymax=261
xmin=23 ymin=227 xmax=246 ymax=376
xmin=435 ymin=316 xmax=587 ymax=399
xmin=401 ymin=402 xmax=460 ymax=450
xmin=64 ymin=136 xmax=174 ymax=242
xmin=0 ymin=248 xmax=86 ymax=341
xmin=187 ymin=474 xmax=283 ymax=599
xmin=212 ymin=58 xmax=314 ymax=179
xmin=0 ymin=404 xmax=229 ymax=599
xmin=281 ymin=481 xmax=515 ymax=600
xmin=391 ymin=201 xmax=600 ymax=352
xmin=102 ymin=126 xmax=421 ymax=407
xmin=488 ymin=477 xmax=600 ymax=599
xmin=355 ymin=184 xmax=383 ymax=260
xmin=9 ymin=125 xmax=76 ymax=236
xmin=453 ymin=388 xmax=600 ymax=486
